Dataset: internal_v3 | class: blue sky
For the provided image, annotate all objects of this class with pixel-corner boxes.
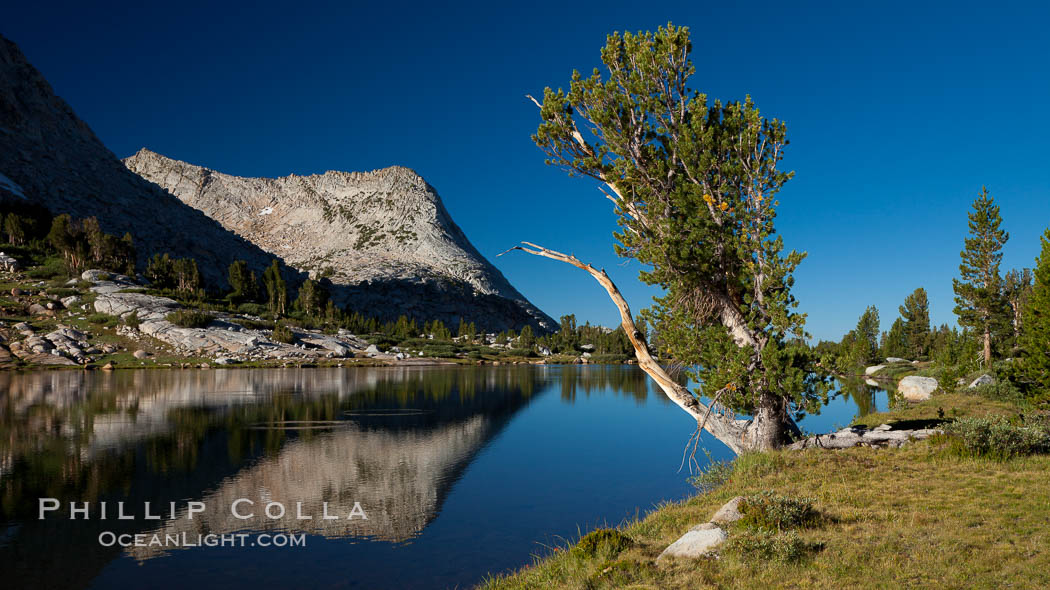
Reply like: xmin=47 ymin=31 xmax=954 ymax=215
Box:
xmin=5 ymin=1 xmax=1049 ymax=341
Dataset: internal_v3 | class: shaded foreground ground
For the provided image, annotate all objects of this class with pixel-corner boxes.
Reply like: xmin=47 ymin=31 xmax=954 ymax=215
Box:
xmin=482 ymin=395 xmax=1050 ymax=589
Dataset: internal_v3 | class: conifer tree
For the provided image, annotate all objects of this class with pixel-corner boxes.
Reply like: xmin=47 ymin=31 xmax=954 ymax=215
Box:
xmin=295 ymin=278 xmax=326 ymax=318
xmin=953 ymin=187 xmax=1010 ymax=365
xmin=227 ymin=260 xmax=258 ymax=302
xmin=1003 ymin=268 xmax=1033 ymax=346
xmin=853 ymin=305 xmax=880 ymax=365
xmin=520 ymin=23 xmax=832 ymax=451
xmin=899 ymin=288 xmax=931 ymax=359
xmin=3 ymin=213 xmax=26 ymax=245
xmin=1018 ymin=228 xmax=1050 ymax=393
xmin=262 ymin=260 xmax=287 ymax=317
xmin=518 ymin=325 xmax=535 ymax=350
xmin=880 ymin=317 xmax=909 ymax=359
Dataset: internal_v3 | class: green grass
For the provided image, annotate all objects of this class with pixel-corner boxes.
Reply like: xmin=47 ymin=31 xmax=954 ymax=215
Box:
xmin=851 ymin=393 xmax=1023 ymax=429
xmin=481 ymin=439 xmax=1050 ymax=589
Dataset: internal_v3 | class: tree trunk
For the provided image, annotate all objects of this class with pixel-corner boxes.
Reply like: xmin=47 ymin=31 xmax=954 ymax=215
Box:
xmin=504 ymin=242 xmax=797 ymax=455
xmin=983 ymin=327 xmax=992 ymax=366
xmin=742 ymin=393 xmax=802 ymax=450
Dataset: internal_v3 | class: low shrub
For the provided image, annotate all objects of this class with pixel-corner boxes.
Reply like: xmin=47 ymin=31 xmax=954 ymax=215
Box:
xmin=87 ymin=313 xmax=118 ymax=327
xmin=942 ymin=416 xmax=1050 ymax=460
xmin=166 ymin=309 xmax=212 ymax=329
xmin=233 ymin=302 xmax=267 ymax=316
xmin=421 ymin=344 xmax=456 ymax=358
xmin=45 ymin=287 xmax=77 ymax=297
xmin=400 ymin=337 xmax=456 ymax=349
xmin=25 ymin=258 xmax=68 ymax=280
xmin=365 ymin=335 xmax=398 ymax=349
xmin=123 ymin=311 xmax=141 ymax=329
xmin=970 ymin=381 xmax=1024 ymax=404
xmin=688 ymin=450 xmax=734 ymax=493
xmin=738 ymin=491 xmax=817 ymax=531
xmin=271 ymin=322 xmax=295 ymax=344
xmin=235 ymin=318 xmax=275 ymax=331
xmin=724 ymin=528 xmax=813 ymax=563
xmin=570 ymin=529 xmax=633 ymax=559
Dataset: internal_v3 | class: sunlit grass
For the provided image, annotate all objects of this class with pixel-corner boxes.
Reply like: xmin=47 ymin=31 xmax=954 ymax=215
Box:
xmin=480 ymin=435 xmax=1050 ymax=589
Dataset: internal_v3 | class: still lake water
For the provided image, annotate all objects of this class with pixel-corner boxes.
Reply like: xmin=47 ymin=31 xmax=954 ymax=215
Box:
xmin=0 ymin=366 xmax=887 ymax=589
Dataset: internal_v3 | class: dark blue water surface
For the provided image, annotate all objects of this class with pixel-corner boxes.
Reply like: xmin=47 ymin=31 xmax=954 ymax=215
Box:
xmin=0 ymin=366 xmax=886 ymax=589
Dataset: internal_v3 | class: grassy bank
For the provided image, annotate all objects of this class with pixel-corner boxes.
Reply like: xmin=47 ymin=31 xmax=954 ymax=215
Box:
xmin=481 ymin=395 xmax=1050 ymax=589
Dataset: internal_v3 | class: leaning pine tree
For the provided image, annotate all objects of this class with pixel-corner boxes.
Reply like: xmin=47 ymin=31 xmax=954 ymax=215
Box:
xmin=510 ymin=24 xmax=831 ymax=453
xmin=953 ymin=187 xmax=1010 ymax=365
xmin=1017 ymin=228 xmax=1050 ymax=394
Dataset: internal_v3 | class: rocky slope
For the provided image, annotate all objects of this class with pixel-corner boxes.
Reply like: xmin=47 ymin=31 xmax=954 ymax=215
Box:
xmin=0 ymin=35 xmax=275 ymax=283
xmin=124 ymin=149 xmax=554 ymax=331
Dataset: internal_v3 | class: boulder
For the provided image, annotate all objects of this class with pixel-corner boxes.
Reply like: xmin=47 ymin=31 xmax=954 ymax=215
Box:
xmin=27 ymin=303 xmax=51 ymax=316
xmin=81 ymin=269 xmax=115 ymax=282
xmin=94 ymin=292 xmax=179 ymax=321
xmin=885 ymin=357 xmax=909 ymax=363
xmin=898 ymin=376 xmax=939 ymax=401
xmin=657 ymin=524 xmax=728 ymax=561
xmin=22 ymin=352 xmax=76 ymax=366
xmin=968 ymin=374 xmax=995 ymax=389
xmin=365 ymin=344 xmax=380 ymax=356
xmin=710 ymin=496 xmax=745 ymax=525
xmin=298 ymin=335 xmax=351 ymax=357
xmin=101 ymin=362 xmax=115 ymax=370
xmin=0 ymin=252 xmax=20 ymax=272
xmin=864 ymin=365 xmax=885 ymax=376
xmin=10 ymin=287 xmax=23 ymax=297
xmin=791 ymin=424 xmax=941 ymax=450
xmin=132 ymin=350 xmax=150 ymax=359
xmin=60 ymin=295 xmax=81 ymax=308
xmin=214 ymin=357 xmax=236 ymax=365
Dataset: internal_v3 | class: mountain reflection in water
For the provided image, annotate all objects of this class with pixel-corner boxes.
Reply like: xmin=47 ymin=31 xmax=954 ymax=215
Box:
xmin=0 ymin=366 xmax=882 ymax=589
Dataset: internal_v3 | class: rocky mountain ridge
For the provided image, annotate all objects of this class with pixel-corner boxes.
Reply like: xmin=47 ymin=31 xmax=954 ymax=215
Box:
xmin=124 ymin=149 xmax=554 ymax=331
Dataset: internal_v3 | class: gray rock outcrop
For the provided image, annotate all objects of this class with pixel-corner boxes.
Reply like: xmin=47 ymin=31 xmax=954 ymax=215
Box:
xmin=657 ymin=523 xmax=728 ymax=561
xmin=0 ymin=251 xmax=19 ymax=272
xmin=710 ymin=496 xmax=745 ymax=525
xmin=85 ymin=271 xmax=377 ymax=362
xmin=898 ymin=376 xmax=939 ymax=401
xmin=790 ymin=424 xmax=941 ymax=450
xmin=968 ymin=374 xmax=995 ymax=389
